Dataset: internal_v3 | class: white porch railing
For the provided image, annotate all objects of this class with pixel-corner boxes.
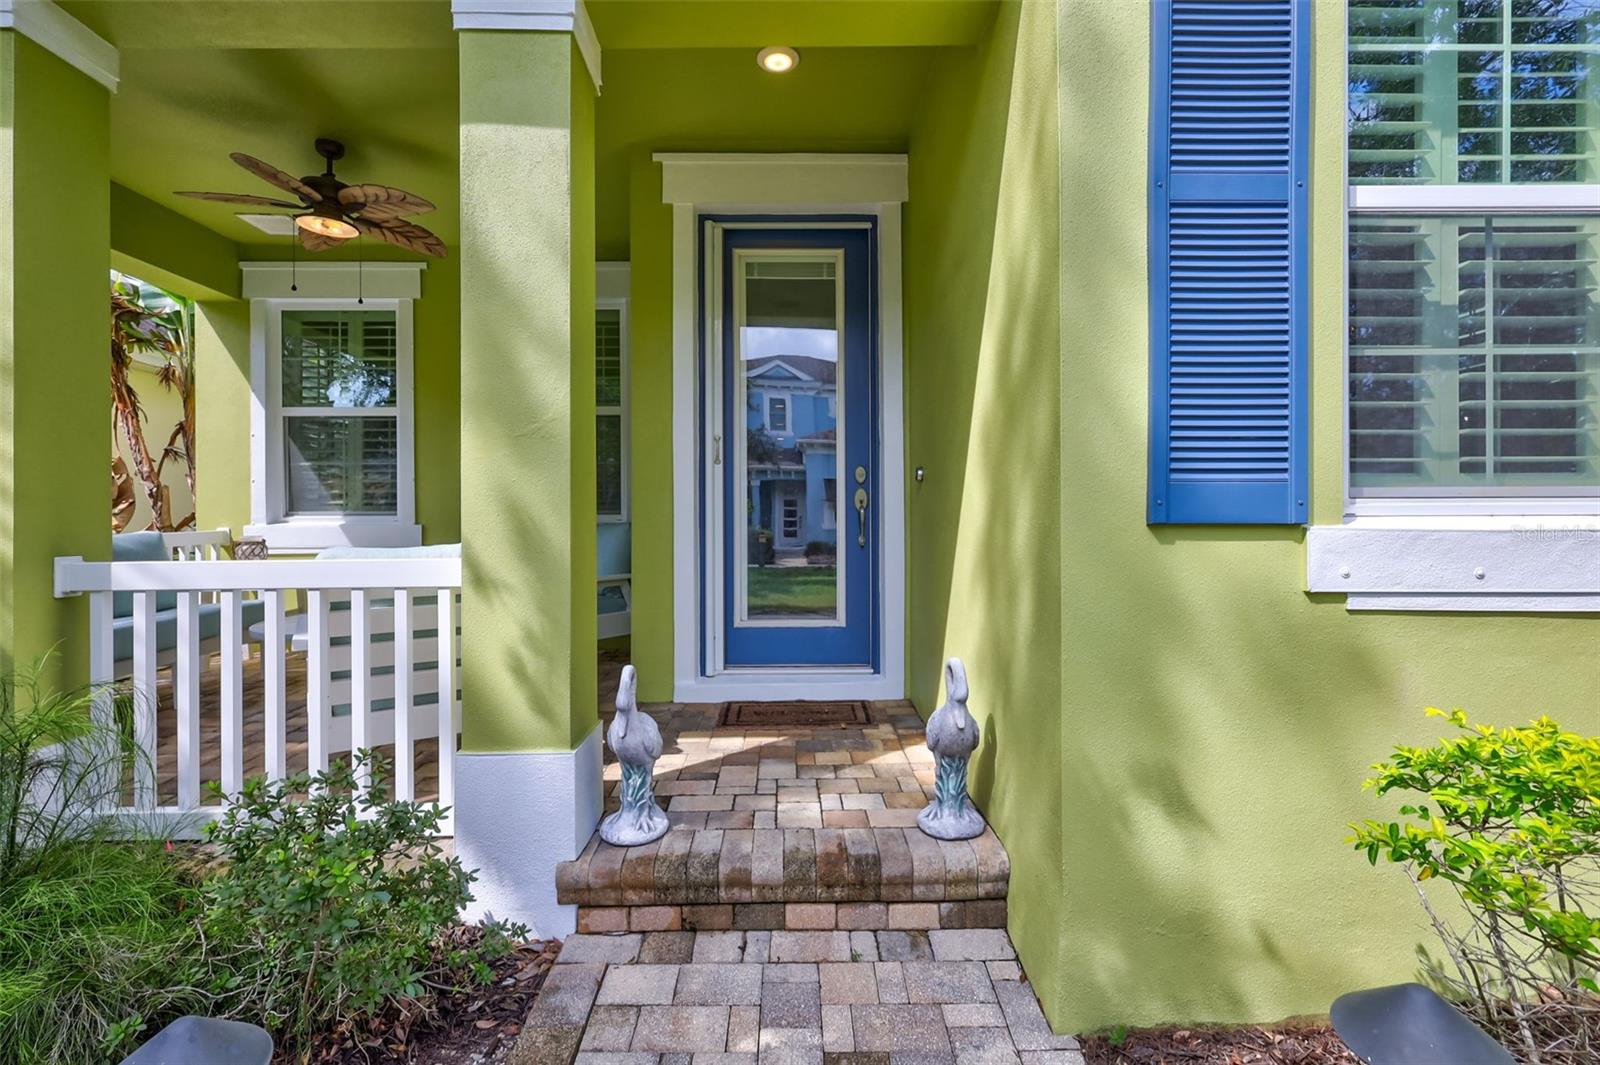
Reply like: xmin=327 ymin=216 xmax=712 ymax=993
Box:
xmin=53 ymin=554 xmax=462 ymax=837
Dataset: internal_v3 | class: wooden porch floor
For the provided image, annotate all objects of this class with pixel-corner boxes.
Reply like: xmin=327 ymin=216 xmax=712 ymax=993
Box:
xmin=145 ymin=650 xmax=441 ymax=807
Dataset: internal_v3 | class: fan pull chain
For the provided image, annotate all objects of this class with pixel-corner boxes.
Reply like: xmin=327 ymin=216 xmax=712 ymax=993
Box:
xmin=289 ymin=226 xmax=298 ymax=292
xmin=357 ymin=235 xmax=364 ymax=305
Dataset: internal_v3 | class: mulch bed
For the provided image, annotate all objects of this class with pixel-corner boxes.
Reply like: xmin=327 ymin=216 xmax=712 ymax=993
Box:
xmin=283 ymin=934 xmax=561 ymax=1065
xmin=1081 ymin=1024 xmax=1361 ymax=1065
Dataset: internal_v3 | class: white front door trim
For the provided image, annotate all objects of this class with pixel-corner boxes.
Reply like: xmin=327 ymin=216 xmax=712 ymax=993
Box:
xmin=660 ymin=153 xmax=907 ymax=702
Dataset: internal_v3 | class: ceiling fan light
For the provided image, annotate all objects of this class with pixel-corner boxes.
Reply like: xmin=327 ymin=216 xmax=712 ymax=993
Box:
xmin=295 ymin=212 xmax=358 ymax=240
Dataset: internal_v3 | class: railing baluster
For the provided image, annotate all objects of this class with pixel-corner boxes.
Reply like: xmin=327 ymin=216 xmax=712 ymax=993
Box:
xmin=351 ymin=588 xmax=371 ymax=796
xmin=86 ymin=592 xmax=115 ymax=812
xmin=219 ymin=591 xmax=244 ymax=797
xmin=176 ymin=591 xmax=201 ymax=809
xmin=263 ymin=589 xmax=286 ymax=781
xmin=393 ymin=588 xmax=414 ymax=803
xmin=436 ymin=587 xmax=456 ymax=820
xmin=306 ymin=589 xmax=330 ymax=778
xmin=130 ymin=591 xmax=159 ymax=809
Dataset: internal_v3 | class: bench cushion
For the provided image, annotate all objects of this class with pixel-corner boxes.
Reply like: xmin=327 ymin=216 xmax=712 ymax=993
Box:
xmin=111 ymin=532 xmax=177 ymax=616
xmin=113 ymin=598 xmax=266 ymax=663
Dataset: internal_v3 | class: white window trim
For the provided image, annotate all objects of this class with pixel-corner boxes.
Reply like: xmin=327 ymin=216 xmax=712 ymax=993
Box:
xmin=596 ymin=291 xmax=630 ymax=524
xmin=1321 ymin=44 xmax=1600 ymax=612
xmin=244 ymin=272 xmax=422 ymax=553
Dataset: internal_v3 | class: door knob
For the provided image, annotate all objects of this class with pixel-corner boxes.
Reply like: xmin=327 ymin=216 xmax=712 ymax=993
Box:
xmin=853 ymin=487 xmax=869 ymax=548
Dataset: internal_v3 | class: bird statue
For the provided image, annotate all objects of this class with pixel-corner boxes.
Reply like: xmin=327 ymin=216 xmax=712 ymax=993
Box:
xmin=918 ymin=657 xmax=987 ymax=840
xmin=599 ymin=665 xmax=670 ymax=846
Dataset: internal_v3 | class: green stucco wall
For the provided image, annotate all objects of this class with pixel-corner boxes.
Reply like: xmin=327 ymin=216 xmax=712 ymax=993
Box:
xmin=193 ymin=297 xmax=250 ymax=536
xmin=111 ymin=183 xmax=238 ymax=302
xmin=459 ymin=31 xmax=596 ymax=752
xmin=902 ymin=0 xmax=1068 ymax=1030
xmin=0 ymin=33 xmax=109 ymax=689
xmin=624 ymin=158 xmax=675 ymax=699
xmin=1053 ymin=0 xmax=1600 ymax=1033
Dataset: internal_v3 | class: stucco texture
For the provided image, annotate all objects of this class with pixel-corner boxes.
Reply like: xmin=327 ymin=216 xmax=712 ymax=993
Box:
xmin=0 ymin=33 xmax=109 ymax=688
xmin=903 ymin=0 xmax=1067 ymax=1034
xmin=1054 ymin=0 xmax=1599 ymax=1032
xmin=459 ymin=31 xmax=596 ymax=752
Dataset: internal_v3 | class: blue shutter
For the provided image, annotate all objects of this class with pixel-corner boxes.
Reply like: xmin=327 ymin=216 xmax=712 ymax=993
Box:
xmin=1148 ymin=0 xmax=1310 ymax=524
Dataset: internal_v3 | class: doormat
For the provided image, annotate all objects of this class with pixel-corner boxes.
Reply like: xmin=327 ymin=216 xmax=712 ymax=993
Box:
xmin=719 ymin=701 xmax=871 ymax=728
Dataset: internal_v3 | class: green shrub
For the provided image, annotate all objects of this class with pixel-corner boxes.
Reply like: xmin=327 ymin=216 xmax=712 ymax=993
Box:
xmin=1351 ymin=708 xmax=1600 ymax=1064
xmin=201 ymin=753 xmax=524 ymax=1051
xmin=0 ymin=657 xmax=204 ymax=1064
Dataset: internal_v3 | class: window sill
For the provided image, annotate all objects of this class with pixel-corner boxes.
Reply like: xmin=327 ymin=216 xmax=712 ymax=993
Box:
xmin=1306 ymin=518 xmax=1600 ymax=613
xmin=243 ymin=520 xmax=423 ymax=555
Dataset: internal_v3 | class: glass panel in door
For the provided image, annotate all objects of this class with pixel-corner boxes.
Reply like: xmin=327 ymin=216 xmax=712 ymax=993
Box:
xmin=720 ymin=225 xmax=876 ymax=669
xmin=738 ymin=253 xmax=843 ymax=622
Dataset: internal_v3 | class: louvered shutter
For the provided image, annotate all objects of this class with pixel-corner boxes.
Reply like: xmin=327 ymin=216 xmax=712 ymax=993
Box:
xmin=1149 ymin=0 xmax=1310 ymax=524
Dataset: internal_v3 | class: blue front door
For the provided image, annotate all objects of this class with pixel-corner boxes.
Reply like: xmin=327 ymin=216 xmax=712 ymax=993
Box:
xmin=719 ymin=225 xmax=877 ymax=668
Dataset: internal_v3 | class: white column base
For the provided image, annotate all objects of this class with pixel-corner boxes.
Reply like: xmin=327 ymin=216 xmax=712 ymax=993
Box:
xmin=454 ymin=723 xmax=603 ymax=939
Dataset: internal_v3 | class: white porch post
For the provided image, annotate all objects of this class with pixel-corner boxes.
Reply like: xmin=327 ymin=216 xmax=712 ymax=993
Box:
xmin=452 ymin=1 xmax=603 ymax=939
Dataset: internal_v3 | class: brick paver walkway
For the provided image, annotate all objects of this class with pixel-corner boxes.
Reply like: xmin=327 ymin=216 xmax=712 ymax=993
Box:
xmin=514 ymin=927 xmax=1084 ymax=1065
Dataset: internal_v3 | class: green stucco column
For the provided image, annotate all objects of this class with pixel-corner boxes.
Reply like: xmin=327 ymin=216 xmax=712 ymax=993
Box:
xmin=454 ymin=23 xmax=599 ymax=937
xmin=0 ymin=32 xmax=111 ymax=689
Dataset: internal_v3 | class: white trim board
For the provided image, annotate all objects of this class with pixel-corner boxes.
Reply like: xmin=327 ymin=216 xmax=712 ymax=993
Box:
xmin=453 ymin=724 xmax=602 ymax=938
xmin=0 ymin=0 xmax=119 ymax=92
xmin=1348 ymin=184 xmax=1600 ymax=213
xmin=662 ymin=154 xmax=908 ymax=701
xmin=1307 ymin=524 xmax=1600 ymax=613
xmin=596 ymin=260 xmax=630 ymax=301
xmin=655 ymin=153 xmax=909 ymax=207
xmin=450 ymin=0 xmax=601 ymax=91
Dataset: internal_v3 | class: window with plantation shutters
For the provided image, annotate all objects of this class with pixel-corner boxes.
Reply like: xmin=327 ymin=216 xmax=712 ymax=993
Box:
xmin=1346 ymin=0 xmax=1599 ymax=509
xmin=1149 ymin=0 xmax=1311 ymax=524
xmin=279 ymin=310 xmax=402 ymax=516
xmin=1349 ymin=0 xmax=1598 ymax=186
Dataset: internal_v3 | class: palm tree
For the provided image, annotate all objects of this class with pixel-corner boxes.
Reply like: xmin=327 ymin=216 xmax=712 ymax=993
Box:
xmin=110 ymin=274 xmax=195 ymax=532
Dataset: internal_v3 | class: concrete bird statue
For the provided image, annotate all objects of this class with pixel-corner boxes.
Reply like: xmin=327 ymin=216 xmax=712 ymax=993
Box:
xmin=599 ymin=665 xmax=669 ymax=846
xmin=918 ymin=657 xmax=987 ymax=840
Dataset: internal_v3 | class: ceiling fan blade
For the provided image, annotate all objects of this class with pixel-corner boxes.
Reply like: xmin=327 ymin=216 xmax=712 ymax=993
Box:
xmin=354 ymin=218 xmax=448 ymax=259
xmin=174 ymin=191 xmax=305 ymax=209
xmin=339 ymin=184 xmax=436 ymax=218
xmin=300 ymin=228 xmax=348 ymax=253
xmin=231 ymin=152 xmax=322 ymax=202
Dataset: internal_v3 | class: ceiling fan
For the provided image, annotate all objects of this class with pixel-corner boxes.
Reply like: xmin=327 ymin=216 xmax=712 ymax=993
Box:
xmin=175 ymin=138 xmax=446 ymax=258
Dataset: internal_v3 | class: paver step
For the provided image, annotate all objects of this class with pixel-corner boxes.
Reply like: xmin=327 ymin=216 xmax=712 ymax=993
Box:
xmin=555 ymin=702 xmax=1010 ymax=931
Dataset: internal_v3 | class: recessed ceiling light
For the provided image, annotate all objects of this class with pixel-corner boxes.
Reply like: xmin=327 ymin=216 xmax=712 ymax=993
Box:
xmin=757 ymin=46 xmax=798 ymax=73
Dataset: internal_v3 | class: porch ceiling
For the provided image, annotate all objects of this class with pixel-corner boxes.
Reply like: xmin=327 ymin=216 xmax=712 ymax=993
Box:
xmin=63 ymin=1 xmax=997 ymax=51
xmin=63 ymin=0 xmax=982 ymax=260
xmin=586 ymin=1 xmax=998 ymax=49
xmin=104 ymin=45 xmax=459 ymax=248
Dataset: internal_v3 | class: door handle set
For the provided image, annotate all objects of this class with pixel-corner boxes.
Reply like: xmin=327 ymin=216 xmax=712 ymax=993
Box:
xmin=853 ymin=465 xmax=869 ymax=548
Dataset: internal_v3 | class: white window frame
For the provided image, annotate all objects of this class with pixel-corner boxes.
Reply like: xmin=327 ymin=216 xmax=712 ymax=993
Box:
xmin=766 ymin=393 xmax=789 ymax=433
xmin=1311 ymin=35 xmax=1600 ymax=612
xmin=242 ymin=262 xmax=424 ymax=552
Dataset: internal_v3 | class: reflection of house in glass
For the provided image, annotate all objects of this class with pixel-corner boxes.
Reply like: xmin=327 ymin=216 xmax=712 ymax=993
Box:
xmin=745 ymin=355 xmax=838 ymax=553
